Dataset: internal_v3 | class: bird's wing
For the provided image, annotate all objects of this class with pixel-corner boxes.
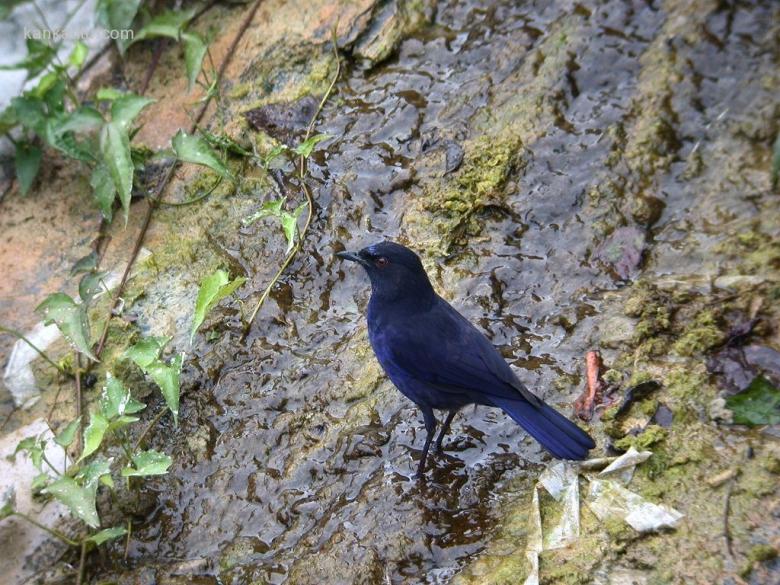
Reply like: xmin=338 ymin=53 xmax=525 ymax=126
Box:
xmin=376 ymin=296 xmax=543 ymax=407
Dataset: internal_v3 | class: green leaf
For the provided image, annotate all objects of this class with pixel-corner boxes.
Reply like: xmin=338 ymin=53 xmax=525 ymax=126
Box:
xmin=243 ymin=198 xmax=284 ymax=225
xmin=191 ymin=269 xmax=247 ymax=342
xmin=725 ymin=376 xmax=780 ymax=426
xmin=71 ymin=252 xmax=98 ymax=275
xmin=772 ymin=134 xmax=780 ymax=191
xmin=76 ymin=457 xmax=112 ymax=489
xmin=11 ymin=95 xmax=47 ymax=135
xmin=85 ymin=526 xmax=127 ymax=545
xmin=54 ymin=417 xmax=81 ymax=448
xmin=1 ymin=488 xmax=16 ymax=520
xmin=281 ymin=203 xmax=308 ymax=254
xmin=0 ymin=105 xmax=19 ymax=135
xmin=79 ymin=411 xmax=109 ymax=461
xmin=132 ymin=8 xmax=197 ymax=43
xmin=31 ymin=473 xmax=49 ymax=492
xmin=44 ymin=476 xmax=100 ymax=528
xmin=124 ymin=336 xmax=170 ymax=369
xmin=79 ymin=271 xmax=109 ymax=302
xmin=121 ymin=449 xmax=172 ymax=477
xmin=100 ymin=121 xmax=134 ymax=223
xmin=182 ymin=33 xmax=207 ymax=91
xmin=68 ymin=41 xmax=88 ymax=68
xmin=100 ymin=374 xmax=145 ymax=419
xmin=96 ymin=87 xmax=125 ymax=101
xmin=111 ymin=94 xmax=155 ymax=130
xmin=90 ymin=163 xmax=117 ymax=221
xmin=57 ymin=107 xmax=105 ymax=134
xmin=293 ymin=134 xmax=330 ymax=158
xmin=0 ymin=39 xmax=56 ymax=78
xmin=96 ymin=0 xmax=142 ymax=53
xmin=15 ymin=436 xmax=45 ymax=470
xmin=145 ymin=354 xmax=183 ymax=425
xmin=262 ymin=143 xmax=288 ymax=168
xmin=35 ymin=293 xmax=96 ymax=360
xmin=172 ymin=130 xmax=232 ymax=179
xmin=14 ymin=141 xmax=41 ymax=195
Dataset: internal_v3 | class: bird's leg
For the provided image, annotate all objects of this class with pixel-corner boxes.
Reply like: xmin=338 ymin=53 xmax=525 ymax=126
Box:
xmin=435 ymin=409 xmax=457 ymax=453
xmin=416 ymin=408 xmax=437 ymax=478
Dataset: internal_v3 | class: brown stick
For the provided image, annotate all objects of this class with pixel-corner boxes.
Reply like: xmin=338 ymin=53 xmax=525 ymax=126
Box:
xmin=94 ymin=0 xmax=265 ymax=359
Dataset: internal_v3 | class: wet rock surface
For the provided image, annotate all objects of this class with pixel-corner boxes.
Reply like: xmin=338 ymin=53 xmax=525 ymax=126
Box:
xmin=1 ymin=0 xmax=779 ymax=583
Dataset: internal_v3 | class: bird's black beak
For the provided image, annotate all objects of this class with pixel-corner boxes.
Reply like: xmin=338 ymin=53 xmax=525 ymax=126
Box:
xmin=336 ymin=250 xmax=368 ymax=266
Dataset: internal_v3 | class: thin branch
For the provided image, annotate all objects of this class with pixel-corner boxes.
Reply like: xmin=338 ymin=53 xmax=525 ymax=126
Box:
xmin=74 ymin=353 xmax=83 ymax=455
xmin=242 ymin=26 xmax=341 ymax=335
xmin=11 ymin=512 xmax=79 ymax=547
xmin=0 ymin=325 xmax=65 ymax=373
xmin=76 ymin=540 xmax=87 ymax=585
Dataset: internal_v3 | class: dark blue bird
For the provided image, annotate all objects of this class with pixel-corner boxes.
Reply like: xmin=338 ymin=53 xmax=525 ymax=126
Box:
xmin=338 ymin=241 xmax=595 ymax=477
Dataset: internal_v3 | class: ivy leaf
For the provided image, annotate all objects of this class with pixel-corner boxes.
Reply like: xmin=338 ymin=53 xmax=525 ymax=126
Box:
xmin=132 ymin=8 xmax=196 ymax=42
xmin=79 ymin=411 xmax=109 ymax=461
xmin=15 ymin=436 xmax=44 ymax=470
xmin=71 ymin=251 xmax=98 ymax=275
xmin=77 ymin=457 xmax=112 ymax=489
xmin=45 ymin=476 xmax=100 ymax=528
xmin=35 ymin=293 xmax=97 ymax=360
xmin=145 ymin=354 xmax=183 ymax=425
xmin=100 ymin=374 xmax=146 ymax=419
xmin=79 ymin=271 xmax=109 ymax=303
xmin=191 ymin=269 xmax=246 ymax=342
xmin=14 ymin=141 xmax=41 ymax=195
xmin=124 ymin=336 xmax=169 ymax=369
xmin=243 ymin=198 xmax=284 ymax=225
xmin=100 ymin=121 xmax=134 ymax=224
xmin=85 ymin=526 xmax=127 ymax=546
xmin=281 ymin=203 xmax=308 ymax=254
xmin=121 ymin=449 xmax=172 ymax=477
xmin=96 ymin=0 xmax=142 ymax=54
xmin=54 ymin=417 xmax=81 ymax=448
xmin=68 ymin=41 xmax=88 ymax=68
xmin=57 ymin=107 xmax=105 ymax=134
xmin=725 ymin=376 xmax=780 ymax=426
xmin=172 ymin=130 xmax=232 ymax=180
xmin=293 ymin=134 xmax=330 ymax=158
xmin=90 ymin=163 xmax=116 ymax=221
xmin=111 ymin=94 xmax=155 ymax=131
xmin=182 ymin=33 xmax=207 ymax=91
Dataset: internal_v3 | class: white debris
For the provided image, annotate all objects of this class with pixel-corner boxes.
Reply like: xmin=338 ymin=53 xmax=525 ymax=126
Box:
xmin=587 ymin=479 xmax=684 ymax=532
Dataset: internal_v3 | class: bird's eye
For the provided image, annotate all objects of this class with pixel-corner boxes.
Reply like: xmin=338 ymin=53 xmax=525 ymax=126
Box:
xmin=375 ymin=257 xmax=389 ymax=268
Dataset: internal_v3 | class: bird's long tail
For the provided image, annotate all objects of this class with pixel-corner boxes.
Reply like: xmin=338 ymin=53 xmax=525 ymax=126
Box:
xmin=490 ymin=396 xmax=595 ymax=460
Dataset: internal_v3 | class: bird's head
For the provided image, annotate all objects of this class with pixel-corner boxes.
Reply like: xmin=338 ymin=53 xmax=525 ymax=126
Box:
xmin=337 ymin=241 xmax=434 ymax=302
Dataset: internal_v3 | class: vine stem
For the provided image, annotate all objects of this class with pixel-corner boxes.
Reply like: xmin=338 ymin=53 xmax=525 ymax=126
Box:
xmin=94 ymin=0 xmax=266 ymax=359
xmin=11 ymin=512 xmax=79 ymax=547
xmin=0 ymin=325 xmax=64 ymax=373
xmin=243 ymin=26 xmax=341 ymax=335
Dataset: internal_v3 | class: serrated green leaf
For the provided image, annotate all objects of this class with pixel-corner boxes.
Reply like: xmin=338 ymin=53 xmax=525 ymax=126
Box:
xmin=191 ymin=269 xmax=246 ymax=342
xmin=85 ymin=526 xmax=127 ymax=545
xmin=293 ymin=134 xmax=330 ymax=158
xmin=182 ymin=33 xmax=207 ymax=91
xmin=68 ymin=41 xmax=88 ymax=68
xmin=35 ymin=293 xmax=96 ymax=360
xmin=124 ymin=336 xmax=169 ymax=369
xmin=100 ymin=120 xmax=133 ymax=224
xmin=725 ymin=376 xmax=780 ymax=426
xmin=172 ymin=130 xmax=232 ymax=179
xmin=15 ymin=141 xmax=41 ymax=195
xmin=44 ymin=476 xmax=100 ymax=528
xmin=145 ymin=354 xmax=183 ymax=425
xmin=79 ymin=411 xmax=109 ymax=461
xmin=111 ymin=94 xmax=155 ymax=130
xmin=100 ymin=374 xmax=146 ymax=419
xmin=121 ymin=449 xmax=172 ymax=477
xmin=54 ymin=417 xmax=81 ymax=448
xmin=90 ymin=163 xmax=116 ymax=221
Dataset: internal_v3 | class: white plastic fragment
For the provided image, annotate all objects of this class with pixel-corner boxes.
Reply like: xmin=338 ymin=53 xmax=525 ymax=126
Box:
xmin=598 ymin=446 xmax=652 ymax=484
xmin=587 ymin=478 xmax=684 ymax=532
